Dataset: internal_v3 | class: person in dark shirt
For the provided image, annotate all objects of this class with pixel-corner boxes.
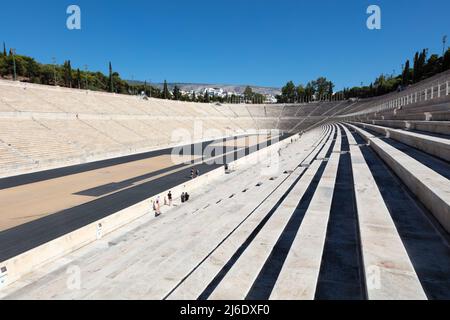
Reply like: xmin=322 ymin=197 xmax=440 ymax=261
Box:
xmin=168 ymin=191 xmax=173 ymax=206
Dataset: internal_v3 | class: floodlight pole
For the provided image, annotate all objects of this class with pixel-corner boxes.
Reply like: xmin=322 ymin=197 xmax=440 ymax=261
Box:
xmin=444 ymin=35 xmax=448 ymax=56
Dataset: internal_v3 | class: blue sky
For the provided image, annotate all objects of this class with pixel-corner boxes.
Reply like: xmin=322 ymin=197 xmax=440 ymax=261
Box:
xmin=1 ymin=0 xmax=449 ymax=90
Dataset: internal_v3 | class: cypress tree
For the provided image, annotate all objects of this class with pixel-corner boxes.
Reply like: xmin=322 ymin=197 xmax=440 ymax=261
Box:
xmin=173 ymin=85 xmax=181 ymax=100
xmin=2 ymin=42 xmax=6 ymax=57
xmin=413 ymin=52 xmax=419 ymax=83
xmin=416 ymin=49 xmax=427 ymax=82
xmin=109 ymin=62 xmax=114 ymax=93
xmin=163 ymin=80 xmax=169 ymax=99
xmin=68 ymin=60 xmax=72 ymax=88
xmin=402 ymin=60 xmax=411 ymax=85
xmin=76 ymin=68 xmax=81 ymax=89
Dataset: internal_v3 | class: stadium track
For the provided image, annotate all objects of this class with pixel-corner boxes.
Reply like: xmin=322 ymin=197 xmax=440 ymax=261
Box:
xmin=0 ymin=133 xmax=291 ymax=262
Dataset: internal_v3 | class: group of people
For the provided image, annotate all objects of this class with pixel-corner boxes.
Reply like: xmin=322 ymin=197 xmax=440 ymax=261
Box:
xmin=152 ymin=190 xmax=190 ymax=217
xmin=181 ymin=192 xmax=190 ymax=203
xmin=151 ymin=167 xmax=201 ymax=217
xmin=152 ymin=191 xmax=172 ymax=217
xmin=190 ymin=168 xmax=200 ymax=179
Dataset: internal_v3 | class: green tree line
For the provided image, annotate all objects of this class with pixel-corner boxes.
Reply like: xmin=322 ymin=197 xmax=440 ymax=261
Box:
xmin=0 ymin=45 xmax=252 ymax=103
xmin=2 ymin=43 xmax=449 ymax=104
xmin=337 ymin=47 xmax=450 ymax=100
xmin=277 ymin=77 xmax=334 ymax=103
xmin=278 ymin=47 xmax=450 ymax=103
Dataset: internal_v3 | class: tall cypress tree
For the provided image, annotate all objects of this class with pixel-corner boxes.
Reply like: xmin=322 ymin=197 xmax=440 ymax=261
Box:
xmin=68 ymin=60 xmax=72 ymax=88
xmin=163 ymin=80 xmax=169 ymax=99
xmin=2 ymin=42 xmax=6 ymax=57
xmin=402 ymin=60 xmax=411 ymax=85
xmin=109 ymin=62 xmax=114 ymax=93
xmin=416 ymin=49 xmax=427 ymax=82
xmin=413 ymin=52 xmax=419 ymax=83
xmin=76 ymin=68 xmax=81 ymax=89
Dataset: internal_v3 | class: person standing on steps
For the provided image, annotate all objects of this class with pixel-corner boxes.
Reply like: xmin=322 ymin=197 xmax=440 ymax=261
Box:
xmin=168 ymin=191 xmax=173 ymax=207
xmin=152 ymin=200 xmax=157 ymax=217
xmin=155 ymin=196 xmax=161 ymax=217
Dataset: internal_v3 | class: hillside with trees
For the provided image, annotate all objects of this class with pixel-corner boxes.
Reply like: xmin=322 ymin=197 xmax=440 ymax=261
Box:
xmin=277 ymin=47 xmax=450 ymax=103
xmin=1 ymin=42 xmax=449 ymax=104
xmin=0 ymin=43 xmax=167 ymax=99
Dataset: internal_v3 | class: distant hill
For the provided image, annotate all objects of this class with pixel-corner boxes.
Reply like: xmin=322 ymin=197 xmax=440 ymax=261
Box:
xmin=127 ymin=81 xmax=281 ymax=96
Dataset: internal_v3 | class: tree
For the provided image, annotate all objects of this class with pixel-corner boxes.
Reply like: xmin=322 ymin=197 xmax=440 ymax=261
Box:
xmin=37 ymin=64 xmax=54 ymax=85
xmin=281 ymin=81 xmax=296 ymax=103
xmin=311 ymin=77 xmax=333 ymax=100
xmin=244 ymin=86 xmax=253 ymax=102
xmin=109 ymin=62 xmax=114 ymax=93
xmin=162 ymin=80 xmax=170 ymax=99
xmin=172 ymin=85 xmax=181 ymax=100
xmin=2 ymin=42 xmax=6 ymax=57
xmin=253 ymin=93 xmax=264 ymax=104
xmin=402 ymin=60 xmax=411 ymax=85
xmin=424 ymin=54 xmax=441 ymax=78
xmin=204 ymin=90 xmax=210 ymax=103
xmin=304 ymin=82 xmax=315 ymax=101
xmin=414 ymin=49 xmax=428 ymax=82
xmin=76 ymin=68 xmax=82 ymax=89
xmin=413 ymin=51 xmax=419 ymax=83
xmin=327 ymin=81 xmax=334 ymax=97
xmin=443 ymin=48 xmax=450 ymax=71
xmin=26 ymin=58 xmax=39 ymax=81
xmin=0 ymin=56 xmax=7 ymax=77
xmin=295 ymin=85 xmax=305 ymax=102
xmin=63 ymin=60 xmax=72 ymax=88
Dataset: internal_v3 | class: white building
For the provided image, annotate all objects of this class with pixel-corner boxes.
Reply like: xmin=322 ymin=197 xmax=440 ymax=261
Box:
xmin=264 ymin=94 xmax=278 ymax=103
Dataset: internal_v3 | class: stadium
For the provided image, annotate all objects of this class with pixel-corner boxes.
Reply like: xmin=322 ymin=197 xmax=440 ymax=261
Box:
xmin=0 ymin=0 xmax=449 ymax=304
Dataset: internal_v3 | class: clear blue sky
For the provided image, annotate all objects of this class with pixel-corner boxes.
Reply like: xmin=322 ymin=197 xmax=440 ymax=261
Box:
xmin=1 ymin=0 xmax=449 ymax=90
